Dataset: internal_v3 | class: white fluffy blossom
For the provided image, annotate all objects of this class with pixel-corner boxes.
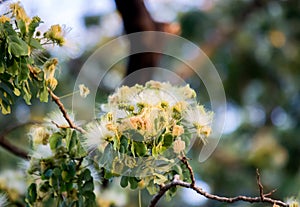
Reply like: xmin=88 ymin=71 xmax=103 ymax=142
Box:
xmin=83 ymin=120 xmax=115 ymax=152
xmin=0 ymin=194 xmax=7 ymax=207
xmin=29 ymin=144 xmax=53 ymax=159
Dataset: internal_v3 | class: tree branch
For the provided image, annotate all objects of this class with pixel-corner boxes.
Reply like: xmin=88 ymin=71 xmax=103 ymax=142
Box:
xmin=0 ymin=134 xmax=29 ymax=159
xmin=47 ymin=88 xmax=85 ymax=133
xmin=148 ymin=156 xmax=289 ymax=207
xmin=0 ymin=122 xmax=40 ymax=159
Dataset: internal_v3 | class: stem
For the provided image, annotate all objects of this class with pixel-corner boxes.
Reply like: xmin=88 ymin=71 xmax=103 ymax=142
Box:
xmin=139 ymin=190 xmax=142 ymax=207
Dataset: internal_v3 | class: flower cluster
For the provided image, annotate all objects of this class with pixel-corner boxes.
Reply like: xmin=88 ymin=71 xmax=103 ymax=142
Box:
xmin=85 ymin=81 xmax=213 ymax=156
xmin=84 ymin=81 xmax=213 ymax=195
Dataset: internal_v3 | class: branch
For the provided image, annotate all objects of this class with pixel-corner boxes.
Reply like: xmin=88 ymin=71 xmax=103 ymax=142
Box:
xmin=148 ymin=156 xmax=289 ymax=207
xmin=0 ymin=122 xmax=40 ymax=159
xmin=47 ymin=88 xmax=85 ymax=133
xmin=0 ymin=134 xmax=29 ymax=159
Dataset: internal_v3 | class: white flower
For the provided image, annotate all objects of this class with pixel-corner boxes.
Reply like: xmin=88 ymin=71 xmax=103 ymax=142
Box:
xmin=0 ymin=170 xmax=27 ymax=195
xmin=0 ymin=193 xmax=8 ymax=207
xmin=28 ymin=126 xmax=50 ymax=147
xmin=44 ymin=110 xmax=76 ymax=129
xmin=30 ymin=144 xmax=53 ymax=159
xmin=183 ymin=105 xmax=213 ymax=142
xmin=79 ymin=84 xmax=90 ymax=98
xmin=83 ymin=121 xmax=115 ymax=152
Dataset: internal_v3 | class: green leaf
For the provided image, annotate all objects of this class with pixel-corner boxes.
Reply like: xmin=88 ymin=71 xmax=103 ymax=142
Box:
xmin=133 ymin=141 xmax=147 ymax=157
xmin=125 ymin=129 xmax=144 ymax=142
xmin=38 ymin=85 xmax=48 ymax=102
xmin=163 ymin=133 xmax=173 ymax=147
xmin=29 ymin=38 xmax=43 ymax=49
xmin=22 ymin=81 xmax=32 ymax=104
xmin=28 ymin=16 xmax=42 ymax=38
xmin=79 ymin=169 xmax=92 ymax=182
xmin=0 ymin=63 xmax=4 ymax=73
xmin=6 ymin=59 xmax=19 ymax=76
xmin=49 ymin=132 xmax=62 ymax=150
xmin=128 ymin=177 xmax=139 ymax=189
xmin=41 ymin=169 xmax=53 ymax=180
xmin=19 ymin=61 xmax=29 ymax=82
xmin=7 ymin=35 xmax=29 ymax=57
xmin=120 ymin=176 xmax=128 ymax=188
xmin=67 ymin=130 xmax=77 ymax=153
xmin=81 ymin=181 xmax=94 ymax=192
xmin=16 ymin=20 xmax=26 ymax=36
xmin=26 ymin=183 xmax=37 ymax=204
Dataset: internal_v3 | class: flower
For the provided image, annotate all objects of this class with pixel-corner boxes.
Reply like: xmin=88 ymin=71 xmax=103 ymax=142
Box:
xmin=9 ymin=2 xmax=30 ymax=23
xmin=173 ymin=138 xmax=186 ymax=154
xmin=29 ymin=144 xmax=53 ymax=159
xmin=28 ymin=126 xmax=50 ymax=147
xmin=0 ymin=15 xmax=10 ymax=23
xmin=44 ymin=110 xmax=76 ymax=129
xmin=44 ymin=24 xmax=65 ymax=46
xmin=0 ymin=193 xmax=8 ymax=207
xmin=83 ymin=121 xmax=115 ymax=152
xmin=79 ymin=84 xmax=90 ymax=98
xmin=172 ymin=125 xmax=184 ymax=137
xmin=183 ymin=105 xmax=213 ymax=143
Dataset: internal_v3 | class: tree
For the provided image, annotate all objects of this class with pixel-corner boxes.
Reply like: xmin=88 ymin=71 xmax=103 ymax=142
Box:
xmin=0 ymin=1 xmax=299 ymax=207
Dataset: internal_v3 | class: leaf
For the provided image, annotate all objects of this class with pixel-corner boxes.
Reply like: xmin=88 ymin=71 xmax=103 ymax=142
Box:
xmin=41 ymin=169 xmax=53 ymax=180
xmin=29 ymin=38 xmax=43 ymax=49
xmin=26 ymin=183 xmax=37 ymax=204
xmin=163 ymin=133 xmax=173 ymax=147
xmin=19 ymin=61 xmax=29 ymax=82
xmin=16 ymin=20 xmax=27 ymax=36
xmin=22 ymin=81 xmax=32 ymax=104
xmin=6 ymin=59 xmax=19 ymax=76
xmin=13 ymin=87 xmax=21 ymax=96
xmin=0 ymin=98 xmax=11 ymax=114
xmin=28 ymin=16 xmax=42 ymax=38
xmin=81 ymin=181 xmax=94 ymax=192
xmin=120 ymin=176 xmax=128 ymax=188
xmin=128 ymin=177 xmax=139 ymax=189
xmin=133 ymin=141 xmax=147 ymax=157
xmin=7 ymin=35 xmax=29 ymax=57
xmin=49 ymin=132 xmax=62 ymax=150
xmin=67 ymin=130 xmax=77 ymax=153
xmin=38 ymin=85 xmax=48 ymax=102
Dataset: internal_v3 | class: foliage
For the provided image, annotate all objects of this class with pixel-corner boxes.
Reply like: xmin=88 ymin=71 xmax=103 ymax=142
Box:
xmin=26 ymin=125 xmax=96 ymax=207
xmin=0 ymin=2 xmax=64 ymax=114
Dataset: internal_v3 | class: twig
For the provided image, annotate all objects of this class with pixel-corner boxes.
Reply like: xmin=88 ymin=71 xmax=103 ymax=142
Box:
xmin=148 ymin=156 xmax=289 ymax=207
xmin=256 ymin=169 xmax=265 ymax=201
xmin=47 ymin=88 xmax=85 ymax=133
xmin=179 ymin=156 xmax=195 ymax=186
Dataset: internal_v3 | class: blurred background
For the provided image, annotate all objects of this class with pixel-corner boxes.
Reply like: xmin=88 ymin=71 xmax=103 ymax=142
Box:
xmin=0 ymin=0 xmax=300 ymax=206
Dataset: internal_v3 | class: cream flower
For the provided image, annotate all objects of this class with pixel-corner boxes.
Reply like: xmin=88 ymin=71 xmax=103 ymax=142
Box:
xmin=172 ymin=125 xmax=184 ymax=137
xmin=29 ymin=126 xmax=50 ymax=147
xmin=183 ymin=105 xmax=213 ymax=143
xmin=173 ymin=138 xmax=186 ymax=154
xmin=79 ymin=84 xmax=90 ymax=98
